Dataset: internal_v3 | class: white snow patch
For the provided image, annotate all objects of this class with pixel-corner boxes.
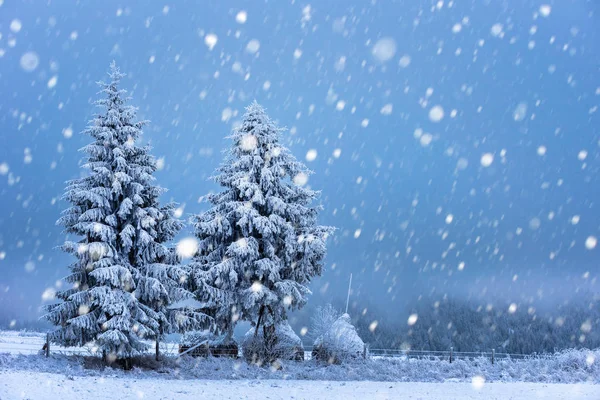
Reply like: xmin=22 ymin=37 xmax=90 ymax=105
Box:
xmin=537 ymin=146 xmax=547 ymax=156
xmin=41 ymin=288 xmax=56 ymax=301
xmin=529 ymin=217 xmax=541 ymax=230
xmin=24 ymin=261 xmax=35 ymax=272
xmin=221 ymin=107 xmax=233 ymax=122
xmin=2 ymin=371 xmax=597 ymax=400
xmin=420 ymin=133 xmax=433 ymax=147
xmin=240 ymin=133 xmax=258 ymax=151
xmin=457 ymin=158 xmax=468 ymax=170
xmin=380 ymin=104 xmax=393 ymax=115
xmin=480 ymin=153 xmax=494 ymax=167
xmin=407 ymin=313 xmax=418 ymax=326
xmin=429 ymin=105 xmax=444 ymax=122
xmin=62 ymin=126 xmax=73 ymax=139
xmin=372 ymin=37 xmax=396 ymax=62
xmin=10 ymin=19 xmax=22 ymax=33
xmin=235 ymin=10 xmax=248 ymax=24
xmin=293 ymin=172 xmax=308 ymax=186
xmin=369 ymin=321 xmax=378 ymax=332
xmin=20 ymin=52 xmax=39 ymax=72
xmin=585 ymin=236 xmax=597 ymax=250
xmin=47 ymin=75 xmax=58 ymax=89
xmin=491 ymin=23 xmax=503 ymax=37
xmin=398 ymin=54 xmax=411 ymax=68
xmin=204 ymin=33 xmax=218 ymax=50
xmin=305 ymin=149 xmax=318 ymax=162
xmin=539 ymin=5 xmax=552 ymax=17
xmin=471 ymin=375 xmax=486 ymax=390
xmin=176 ymin=237 xmax=199 ymax=259
xmin=246 ymin=39 xmax=260 ymax=54
xmin=513 ymin=102 xmax=528 ymax=121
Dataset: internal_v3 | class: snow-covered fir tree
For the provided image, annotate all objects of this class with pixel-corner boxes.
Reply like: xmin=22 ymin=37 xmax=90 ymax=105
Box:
xmin=191 ymin=101 xmax=334 ymax=351
xmin=44 ymin=62 xmax=200 ymax=360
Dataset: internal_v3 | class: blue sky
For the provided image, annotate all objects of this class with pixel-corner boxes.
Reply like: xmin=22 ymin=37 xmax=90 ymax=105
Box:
xmin=0 ymin=0 xmax=598 ymax=323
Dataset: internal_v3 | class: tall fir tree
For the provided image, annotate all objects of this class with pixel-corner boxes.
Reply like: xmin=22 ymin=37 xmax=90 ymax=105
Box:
xmin=44 ymin=62 xmax=200 ymax=360
xmin=191 ymin=102 xmax=333 ymax=350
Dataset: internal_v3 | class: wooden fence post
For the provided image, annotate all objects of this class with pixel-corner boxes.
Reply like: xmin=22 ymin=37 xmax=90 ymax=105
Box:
xmin=45 ymin=333 xmax=50 ymax=357
xmin=491 ymin=348 xmax=495 ymax=365
xmin=449 ymin=346 xmax=453 ymax=363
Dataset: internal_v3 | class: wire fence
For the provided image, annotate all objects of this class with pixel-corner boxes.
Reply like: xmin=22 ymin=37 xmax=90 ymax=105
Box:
xmin=0 ymin=331 xmax=552 ymax=363
xmin=0 ymin=333 xmax=181 ymax=357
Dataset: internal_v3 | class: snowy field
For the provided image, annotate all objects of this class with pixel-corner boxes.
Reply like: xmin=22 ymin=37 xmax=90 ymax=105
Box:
xmin=0 ymin=371 xmax=598 ymax=400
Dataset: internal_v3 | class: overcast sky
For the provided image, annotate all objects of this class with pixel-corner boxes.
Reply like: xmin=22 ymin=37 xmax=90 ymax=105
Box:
xmin=0 ymin=0 xmax=598 ymax=324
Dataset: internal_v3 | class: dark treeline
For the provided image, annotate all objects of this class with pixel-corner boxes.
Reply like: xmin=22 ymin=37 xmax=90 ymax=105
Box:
xmin=291 ymin=295 xmax=600 ymax=355
xmin=4 ymin=295 xmax=599 ymax=356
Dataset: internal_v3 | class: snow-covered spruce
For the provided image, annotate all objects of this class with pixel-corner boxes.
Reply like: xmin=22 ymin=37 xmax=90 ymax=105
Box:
xmin=44 ymin=62 xmax=204 ymax=361
xmin=242 ymin=320 xmax=304 ymax=364
xmin=190 ymin=102 xmax=334 ymax=359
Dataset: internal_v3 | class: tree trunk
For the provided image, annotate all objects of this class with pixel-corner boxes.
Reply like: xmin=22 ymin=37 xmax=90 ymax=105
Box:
xmin=254 ymin=305 xmax=265 ymax=337
xmin=155 ymin=323 xmax=161 ymax=361
xmin=225 ymin=324 xmax=234 ymax=344
xmin=263 ymin=323 xmax=277 ymax=363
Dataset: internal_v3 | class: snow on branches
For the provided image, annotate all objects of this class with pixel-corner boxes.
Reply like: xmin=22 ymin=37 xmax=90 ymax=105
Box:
xmin=44 ymin=63 xmax=204 ymax=359
xmin=191 ymin=101 xmax=334 ymax=344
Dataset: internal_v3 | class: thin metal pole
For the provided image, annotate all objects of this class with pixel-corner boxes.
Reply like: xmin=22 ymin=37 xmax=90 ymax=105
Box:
xmin=345 ymin=273 xmax=353 ymax=314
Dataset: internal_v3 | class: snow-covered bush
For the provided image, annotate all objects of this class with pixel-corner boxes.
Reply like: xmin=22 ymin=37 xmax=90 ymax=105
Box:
xmin=242 ymin=321 xmax=304 ymax=364
xmin=310 ymin=304 xmax=340 ymax=341
xmin=312 ymin=313 xmax=365 ymax=364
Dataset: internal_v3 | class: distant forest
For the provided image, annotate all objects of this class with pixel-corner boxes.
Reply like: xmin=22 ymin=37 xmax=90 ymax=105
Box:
xmin=292 ymin=295 xmax=600 ymax=355
xmin=3 ymin=296 xmax=599 ymax=355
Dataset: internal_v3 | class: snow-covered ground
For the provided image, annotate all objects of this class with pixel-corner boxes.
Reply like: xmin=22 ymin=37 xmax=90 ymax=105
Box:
xmin=1 ymin=331 xmax=599 ymax=399
xmin=0 ymin=370 xmax=598 ymax=400
xmin=1 ymin=349 xmax=599 ymax=383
